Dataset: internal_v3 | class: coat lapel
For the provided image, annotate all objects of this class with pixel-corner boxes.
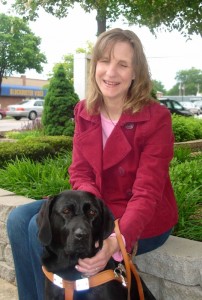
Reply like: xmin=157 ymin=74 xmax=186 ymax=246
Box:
xmin=102 ymin=107 xmax=151 ymax=170
xmin=76 ymin=120 xmax=103 ymax=175
xmin=103 ymin=126 xmax=132 ymax=170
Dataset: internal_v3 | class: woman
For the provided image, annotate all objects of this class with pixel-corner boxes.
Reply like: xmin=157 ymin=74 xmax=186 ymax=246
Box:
xmin=7 ymin=28 xmax=178 ymax=299
xmin=68 ymin=28 xmax=178 ymax=276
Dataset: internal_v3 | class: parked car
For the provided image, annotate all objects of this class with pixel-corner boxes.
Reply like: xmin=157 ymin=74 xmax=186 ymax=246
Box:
xmin=191 ymin=100 xmax=202 ymax=111
xmin=159 ymin=98 xmax=194 ymax=117
xmin=0 ymin=108 xmax=7 ymax=120
xmin=179 ymin=101 xmax=201 ymax=115
xmin=6 ymin=99 xmax=44 ymax=120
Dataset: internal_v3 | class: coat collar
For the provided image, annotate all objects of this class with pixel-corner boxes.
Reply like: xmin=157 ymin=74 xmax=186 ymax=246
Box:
xmin=76 ymin=102 xmax=152 ymax=171
xmin=79 ymin=102 xmax=151 ymax=124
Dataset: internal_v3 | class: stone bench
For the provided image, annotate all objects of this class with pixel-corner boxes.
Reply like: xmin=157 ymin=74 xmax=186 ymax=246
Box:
xmin=0 ymin=188 xmax=202 ymax=299
xmin=133 ymin=237 xmax=202 ymax=299
xmin=0 ymin=189 xmax=35 ymax=284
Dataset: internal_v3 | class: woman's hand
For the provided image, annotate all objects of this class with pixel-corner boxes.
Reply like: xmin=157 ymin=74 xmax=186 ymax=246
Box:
xmin=75 ymin=235 xmax=120 ymax=277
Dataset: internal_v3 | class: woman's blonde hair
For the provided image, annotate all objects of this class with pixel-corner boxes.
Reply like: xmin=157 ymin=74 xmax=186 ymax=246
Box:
xmin=86 ymin=28 xmax=153 ymax=114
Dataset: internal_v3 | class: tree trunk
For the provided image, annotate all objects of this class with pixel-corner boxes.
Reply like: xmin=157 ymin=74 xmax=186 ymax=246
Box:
xmin=96 ymin=9 xmax=107 ymax=36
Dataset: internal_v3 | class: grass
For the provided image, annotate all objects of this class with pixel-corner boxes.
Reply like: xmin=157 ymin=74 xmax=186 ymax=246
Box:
xmin=0 ymin=153 xmax=72 ymax=199
xmin=170 ymin=154 xmax=202 ymax=241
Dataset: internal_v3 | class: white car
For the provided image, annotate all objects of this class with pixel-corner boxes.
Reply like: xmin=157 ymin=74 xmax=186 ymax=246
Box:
xmin=6 ymin=99 xmax=44 ymax=120
xmin=192 ymin=100 xmax=202 ymax=111
xmin=179 ymin=101 xmax=201 ymax=115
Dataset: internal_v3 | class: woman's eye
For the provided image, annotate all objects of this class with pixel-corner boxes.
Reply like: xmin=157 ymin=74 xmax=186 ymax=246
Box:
xmin=120 ymin=63 xmax=127 ymax=68
xmin=99 ymin=59 xmax=108 ymax=63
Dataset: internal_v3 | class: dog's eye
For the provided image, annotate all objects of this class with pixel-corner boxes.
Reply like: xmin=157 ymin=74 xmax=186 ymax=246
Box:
xmin=63 ymin=208 xmax=70 ymax=214
xmin=87 ymin=209 xmax=96 ymax=217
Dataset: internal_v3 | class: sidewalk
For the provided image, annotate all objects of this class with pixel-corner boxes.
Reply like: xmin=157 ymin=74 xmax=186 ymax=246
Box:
xmin=0 ymin=278 xmax=18 ymax=300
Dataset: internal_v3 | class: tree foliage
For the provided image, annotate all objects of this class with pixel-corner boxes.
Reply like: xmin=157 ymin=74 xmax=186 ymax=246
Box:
xmin=53 ymin=54 xmax=74 ymax=84
xmin=152 ymin=79 xmax=167 ymax=94
xmin=0 ymin=13 xmax=47 ymax=93
xmin=53 ymin=41 xmax=93 ymax=84
xmin=42 ymin=64 xmax=79 ymax=136
xmin=168 ymin=67 xmax=202 ymax=96
xmin=124 ymin=0 xmax=202 ymax=37
xmin=76 ymin=40 xmax=94 ymax=54
xmin=2 ymin=0 xmax=201 ymax=37
xmin=167 ymin=84 xmax=179 ymax=96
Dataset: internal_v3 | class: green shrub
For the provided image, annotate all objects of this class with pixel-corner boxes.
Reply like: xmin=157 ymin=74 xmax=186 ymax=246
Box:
xmin=172 ymin=115 xmax=195 ymax=142
xmin=42 ymin=64 xmax=79 ymax=136
xmin=0 ymin=141 xmax=54 ymax=168
xmin=184 ymin=117 xmax=202 ymax=140
xmin=172 ymin=115 xmax=202 ymax=142
xmin=23 ymin=135 xmax=73 ymax=152
xmin=0 ymin=136 xmax=73 ymax=168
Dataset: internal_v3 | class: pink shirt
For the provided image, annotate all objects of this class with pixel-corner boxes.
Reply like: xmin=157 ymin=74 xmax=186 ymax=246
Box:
xmin=101 ymin=113 xmax=118 ymax=148
xmin=101 ymin=113 xmax=124 ymax=261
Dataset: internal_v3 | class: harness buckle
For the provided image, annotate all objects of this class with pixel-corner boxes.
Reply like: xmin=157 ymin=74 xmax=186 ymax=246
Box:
xmin=114 ymin=263 xmax=128 ymax=287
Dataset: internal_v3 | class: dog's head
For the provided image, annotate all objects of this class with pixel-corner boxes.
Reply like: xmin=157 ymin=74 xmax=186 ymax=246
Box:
xmin=37 ymin=190 xmax=114 ymax=259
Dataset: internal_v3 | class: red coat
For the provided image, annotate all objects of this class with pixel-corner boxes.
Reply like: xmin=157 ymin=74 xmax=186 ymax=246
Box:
xmin=69 ymin=100 xmax=178 ymax=252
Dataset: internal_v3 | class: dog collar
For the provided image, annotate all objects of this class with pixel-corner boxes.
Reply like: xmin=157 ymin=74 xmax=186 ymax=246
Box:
xmin=42 ymin=265 xmax=125 ymax=300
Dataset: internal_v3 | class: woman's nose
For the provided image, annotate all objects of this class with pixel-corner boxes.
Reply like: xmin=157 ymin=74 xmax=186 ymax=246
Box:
xmin=105 ymin=63 xmax=117 ymax=76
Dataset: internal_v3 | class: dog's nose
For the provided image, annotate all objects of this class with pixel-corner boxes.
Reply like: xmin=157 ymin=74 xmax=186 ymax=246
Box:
xmin=74 ymin=228 xmax=88 ymax=240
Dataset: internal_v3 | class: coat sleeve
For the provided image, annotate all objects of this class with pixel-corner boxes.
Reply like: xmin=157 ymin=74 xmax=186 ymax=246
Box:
xmin=119 ymin=105 xmax=175 ymax=252
xmin=68 ymin=102 xmax=102 ymax=199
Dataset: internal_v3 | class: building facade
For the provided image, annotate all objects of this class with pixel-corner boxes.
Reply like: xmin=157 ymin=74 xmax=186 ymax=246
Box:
xmin=0 ymin=75 xmax=48 ymax=109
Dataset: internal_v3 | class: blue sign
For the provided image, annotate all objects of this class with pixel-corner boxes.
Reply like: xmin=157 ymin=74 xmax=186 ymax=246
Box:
xmin=1 ymin=84 xmax=47 ymax=98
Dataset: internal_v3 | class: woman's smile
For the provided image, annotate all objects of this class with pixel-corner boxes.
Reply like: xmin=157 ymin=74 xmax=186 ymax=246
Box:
xmin=103 ymin=80 xmax=120 ymax=87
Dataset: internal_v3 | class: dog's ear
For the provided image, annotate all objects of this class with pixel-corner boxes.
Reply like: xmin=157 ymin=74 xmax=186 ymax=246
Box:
xmin=96 ymin=198 xmax=115 ymax=248
xmin=37 ymin=195 xmax=56 ymax=246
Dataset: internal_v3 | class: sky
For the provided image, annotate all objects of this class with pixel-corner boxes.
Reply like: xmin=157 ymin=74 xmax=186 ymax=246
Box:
xmin=1 ymin=2 xmax=202 ymax=90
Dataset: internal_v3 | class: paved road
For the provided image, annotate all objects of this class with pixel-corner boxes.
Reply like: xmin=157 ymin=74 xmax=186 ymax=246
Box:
xmin=0 ymin=118 xmax=37 ymax=133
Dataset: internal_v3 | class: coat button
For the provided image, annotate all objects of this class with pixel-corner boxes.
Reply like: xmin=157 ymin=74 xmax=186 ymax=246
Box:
xmin=126 ymin=189 xmax=132 ymax=197
xmin=124 ymin=122 xmax=134 ymax=129
xmin=118 ymin=167 xmax=125 ymax=176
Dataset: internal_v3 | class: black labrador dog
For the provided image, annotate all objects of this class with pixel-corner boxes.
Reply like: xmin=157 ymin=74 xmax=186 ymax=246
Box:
xmin=37 ymin=190 xmax=156 ymax=300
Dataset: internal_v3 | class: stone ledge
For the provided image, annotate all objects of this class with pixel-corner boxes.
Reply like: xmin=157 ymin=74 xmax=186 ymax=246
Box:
xmin=0 ymin=261 xmax=16 ymax=284
xmin=0 ymin=193 xmax=35 ymax=207
xmin=0 ymin=189 xmax=15 ymax=197
xmin=140 ymin=272 xmax=202 ymax=300
xmin=174 ymin=139 xmax=202 ymax=152
xmin=161 ymin=279 xmax=202 ymax=300
xmin=133 ymin=236 xmax=202 ymax=287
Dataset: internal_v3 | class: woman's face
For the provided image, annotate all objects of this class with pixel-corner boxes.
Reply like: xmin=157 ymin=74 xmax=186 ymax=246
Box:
xmin=95 ymin=41 xmax=135 ymax=104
